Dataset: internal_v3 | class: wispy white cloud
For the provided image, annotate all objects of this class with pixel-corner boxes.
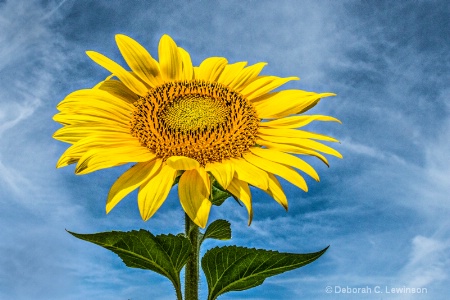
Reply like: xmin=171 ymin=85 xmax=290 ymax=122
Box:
xmin=399 ymin=236 xmax=449 ymax=288
xmin=0 ymin=99 xmax=41 ymax=136
xmin=40 ymin=0 xmax=70 ymax=21
xmin=0 ymin=0 xmax=65 ymax=204
xmin=1 ymin=0 xmax=449 ymax=299
xmin=275 ymin=118 xmax=450 ymax=300
xmin=0 ymin=158 xmax=33 ymax=196
xmin=0 ymin=1 xmax=106 ymax=299
xmin=340 ymin=137 xmax=409 ymax=166
xmin=390 ymin=121 xmax=450 ymax=297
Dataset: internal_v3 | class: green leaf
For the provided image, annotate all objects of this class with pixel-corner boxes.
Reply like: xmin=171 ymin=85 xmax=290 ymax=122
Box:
xmin=155 ymin=234 xmax=193 ymax=272
xmin=68 ymin=230 xmax=191 ymax=297
xmin=172 ymin=174 xmax=181 ymax=186
xmin=202 ymin=219 xmax=231 ymax=244
xmin=202 ymin=245 xmax=328 ymax=300
xmin=211 ymin=180 xmax=232 ymax=206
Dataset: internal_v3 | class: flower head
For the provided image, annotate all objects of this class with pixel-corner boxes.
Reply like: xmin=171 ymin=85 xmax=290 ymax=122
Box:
xmin=54 ymin=34 xmax=341 ymax=228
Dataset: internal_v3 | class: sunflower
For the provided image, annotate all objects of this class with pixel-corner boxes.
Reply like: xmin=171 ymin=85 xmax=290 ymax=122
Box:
xmin=53 ymin=34 xmax=341 ymax=228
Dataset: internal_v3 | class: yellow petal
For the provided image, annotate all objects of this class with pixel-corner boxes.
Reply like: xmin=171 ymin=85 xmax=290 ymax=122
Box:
xmin=86 ymin=51 xmax=148 ymax=96
xmin=93 ymin=74 xmax=114 ymax=89
xmin=178 ymin=47 xmax=194 ymax=80
xmin=261 ymin=115 xmax=341 ymax=128
xmin=299 ymin=139 xmax=343 ymax=158
xmin=178 ymin=168 xmax=211 ymax=228
xmin=227 ymin=62 xmax=267 ymax=91
xmin=56 ymin=107 xmax=130 ymax=124
xmin=138 ymin=164 xmax=178 ymax=221
xmin=106 ymin=159 xmax=162 ymax=213
xmin=252 ymin=90 xmax=335 ymax=118
xmin=265 ymin=173 xmax=288 ymax=210
xmin=58 ymin=89 xmax=134 ymax=113
xmin=196 ymin=57 xmax=228 ymax=82
xmin=158 ymin=34 xmax=182 ymax=81
xmin=57 ymin=135 xmax=143 ymax=167
xmin=55 ymin=110 xmax=129 ymax=129
xmin=226 ymin=177 xmax=253 ymax=225
xmin=53 ymin=124 xmax=129 ymax=144
xmin=166 ymin=156 xmax=200 ymax=170
xmin=259 ymin=135 xmax=342 ymax=158
xmin=243 ymin=152 xmax=308 ymax=192
xmin=56 ymin=142 xmax=111 ymax=167
xmin=115 ymin=34 xmax=163 ymax=88
xmin=258 ymin=127 xmax=339 ymax=142
xmin=230 ymin=158 xmax=269 ymax=190
xmin=250 ymin=147 xmax=319 ymax=181
xmin=256 ymin=138 xmax=330 ymax=167
xmin=53 ymin=111 xmax=129 ymax=126
xmin=205 ymin=159 xmax=235 ymax=188
xmin=67 ymin=133 xmax=138 ymax=150
xmin=75 ymin=146 xmax=156 ymax=175
xmin=96 ymin=79 xmax=139 ymax=104
xmin=217 ymin=61 xmax=247 ymax=86
xmin=241 ymin=76 xmax=299 ymax=100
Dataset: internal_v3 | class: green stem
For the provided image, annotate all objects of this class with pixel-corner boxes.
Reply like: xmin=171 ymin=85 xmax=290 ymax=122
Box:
xmin=185 ymin=213 xmax=200 ymax=300
xmin=176 ymin=281 xmax=183 ymax=300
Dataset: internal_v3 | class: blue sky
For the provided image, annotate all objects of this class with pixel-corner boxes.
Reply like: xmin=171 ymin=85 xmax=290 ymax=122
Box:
xmin=1 ymin=0 xmax=449 ymax=299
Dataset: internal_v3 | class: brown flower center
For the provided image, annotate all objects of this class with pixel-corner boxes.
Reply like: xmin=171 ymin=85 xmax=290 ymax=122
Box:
xmin=130 ymin=80 xmax=259 ymax=166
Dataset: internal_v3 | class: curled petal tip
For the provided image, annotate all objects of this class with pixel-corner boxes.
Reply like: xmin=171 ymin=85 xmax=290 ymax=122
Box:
xmin=161 ymin=34 xmax=175 ymax=42
xmin=247 ymin=213 xmax=253 ymax=226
